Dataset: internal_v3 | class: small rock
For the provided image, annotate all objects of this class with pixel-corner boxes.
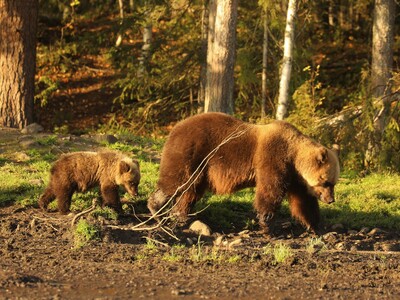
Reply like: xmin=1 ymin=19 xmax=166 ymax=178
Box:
xmin=214 ymin=235 xmax=225 ymax=246
xmin=322 ymin=232 xmax=338 ymax=243
xmin=93 ymin=134 xmax=118 ymax=144
xmin=347 ymin=230 xmax=358 ymax=235
xmin=189 ymin=220 xmax=212 ymax=236
xmin=335 ymin=242 xmax=349 ymax=251
xmin=359 ymin=227 xmax=370 ymax=234
xmin=228 ymin=238 xmax=242 ymax=249
xmin=21 ymin=123 xmax=44 ymax=134
xmin=368 ymin=228 xmax=386 ymax=236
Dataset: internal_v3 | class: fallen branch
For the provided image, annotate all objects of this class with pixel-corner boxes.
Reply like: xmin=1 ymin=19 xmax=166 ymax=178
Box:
xmin=317 ymin=90 xmax=400 ymax=129
xmin=70 ymin=198 xmax=99 ymax=228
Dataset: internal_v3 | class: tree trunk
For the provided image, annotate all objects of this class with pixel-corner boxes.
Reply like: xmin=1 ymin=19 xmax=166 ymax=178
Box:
xmin=0 ymin=0 xmax=38 ymax=129
xmin=204 ymin=0 xmax=238 ymax=114
xmin=198 ymin=0 xmax=209 ymax=114
xmin=261 ymin=9 xmax=269 ymax=118
xmin=365 ymin=0 xmax=396 ymax=170
xmin=115 ymin=0 xmax=124 ymax=47
xmin=275 ymin=0 xmax=297 ymax=120
xmin=137 ymin=23 xmax=152 ymax=76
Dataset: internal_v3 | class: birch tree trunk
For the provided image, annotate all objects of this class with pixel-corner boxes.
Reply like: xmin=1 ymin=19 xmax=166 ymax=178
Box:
xmin=138 ymin=23 xmax=152 ymax=76
xmin=365 ymin=0 xmax=396 ymax=170
xmin=115 ymin=0 xmax=124 ymax=47
xmin=261 ymin=10 xmax=269 ymax=118
xmin=204 ymin=0 xmax=238 ymax=114
xmin=275 ymin=0 xmax=297 ymax=120
xmin=0 ymin=0 xmax=38 ymax=129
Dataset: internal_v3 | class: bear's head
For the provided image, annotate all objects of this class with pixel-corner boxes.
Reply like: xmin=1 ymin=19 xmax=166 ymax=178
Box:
xmin=116 ymin=158 xmax=141 ymax=197
xmin=297 ymin=146 xmax=340 ymax=204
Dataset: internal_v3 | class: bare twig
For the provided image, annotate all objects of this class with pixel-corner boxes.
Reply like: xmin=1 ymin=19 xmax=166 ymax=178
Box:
xmin=70 ymin=198 xmax=99 ymax=228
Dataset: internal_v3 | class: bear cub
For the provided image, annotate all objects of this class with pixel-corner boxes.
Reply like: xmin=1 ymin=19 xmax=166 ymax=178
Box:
xmin=39 ymin=151 xmax=140 ymax=214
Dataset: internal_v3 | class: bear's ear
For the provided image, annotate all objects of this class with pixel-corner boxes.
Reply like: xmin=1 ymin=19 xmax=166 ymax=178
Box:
xmin=316 ymin=148 xmax=328 ymax=166
xmin=120 ymin=161 xmax=131 ymax=174
xmin=332 ymin=144 xmax=340 ymax=158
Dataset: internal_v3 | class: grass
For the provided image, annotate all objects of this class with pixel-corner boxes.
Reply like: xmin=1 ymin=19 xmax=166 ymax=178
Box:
xmin=73 ymin=219 xmax=101 ymax=248
xmin=0 ymin=129 xmax=399 ymax=233
xmin=263 ymin=243 xmax=294 ymax=264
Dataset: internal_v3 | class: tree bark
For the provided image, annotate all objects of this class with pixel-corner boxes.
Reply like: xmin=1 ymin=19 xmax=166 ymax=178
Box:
xmin=198 ymin=0 xmax=209 ymax=114
xmin=275 ymin=0 xmax=297 ymax=120
xmin=0 ymin=0 xmax=38 ymax=129
xmin=365 ymin=0 xmax=396 ymax=170
xmin=204 ymin=0 xmax=238 ymax=114
xmin=261 ymin=10 xmax=269 ymax=118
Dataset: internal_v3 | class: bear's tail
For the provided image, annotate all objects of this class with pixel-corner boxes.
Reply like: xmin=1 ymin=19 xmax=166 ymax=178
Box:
xmin=38 ymin=187 xmax=56 ymax=210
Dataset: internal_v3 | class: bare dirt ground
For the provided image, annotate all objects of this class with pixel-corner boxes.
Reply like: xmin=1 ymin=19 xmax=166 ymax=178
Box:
xmin=1 ymin=198 xmax=400 ymax=299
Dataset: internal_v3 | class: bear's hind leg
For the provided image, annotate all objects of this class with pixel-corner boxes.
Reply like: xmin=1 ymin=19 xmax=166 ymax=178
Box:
xmin=288 ymin=191 xmax=320 ymax=234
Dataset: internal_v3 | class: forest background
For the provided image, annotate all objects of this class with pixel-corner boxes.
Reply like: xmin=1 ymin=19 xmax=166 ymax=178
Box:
xmin=5 ymin=0 xmax=400 ymax=174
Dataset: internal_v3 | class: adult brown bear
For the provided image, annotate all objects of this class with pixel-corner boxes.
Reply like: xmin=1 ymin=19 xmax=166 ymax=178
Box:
xmin=148 ymin=113 xmax=339 ymax=234
xmin=39 ymin=151 xmax=140 ymax=214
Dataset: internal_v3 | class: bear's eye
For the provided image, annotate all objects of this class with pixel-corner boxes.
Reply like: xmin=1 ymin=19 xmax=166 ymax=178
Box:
xmin=321 ymin=182 xmax=333 ymax=188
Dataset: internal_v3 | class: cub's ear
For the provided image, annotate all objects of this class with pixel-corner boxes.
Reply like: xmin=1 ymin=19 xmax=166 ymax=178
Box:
xmin=317 ymin=148 xmax=328 ymax=166
xmin=120 ymin=161 xmax=131 ymax=174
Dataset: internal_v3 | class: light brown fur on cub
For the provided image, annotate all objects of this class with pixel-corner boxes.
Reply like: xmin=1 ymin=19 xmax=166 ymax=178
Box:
xmin=39 ymin=151 xmax=140 ymax=214
xmin=148 ymin=113 xmax=339 ymax=234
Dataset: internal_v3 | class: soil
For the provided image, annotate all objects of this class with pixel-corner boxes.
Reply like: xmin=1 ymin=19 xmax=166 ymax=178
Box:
xmin=1 ymin=204 xmax=400 ymax=300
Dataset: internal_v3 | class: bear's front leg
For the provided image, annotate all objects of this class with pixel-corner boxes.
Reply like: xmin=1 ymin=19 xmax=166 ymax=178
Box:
xmin=288 ymin=188 xmax=321 ymax=235
xmin=101 ymin=185 xmax=123 ymax=213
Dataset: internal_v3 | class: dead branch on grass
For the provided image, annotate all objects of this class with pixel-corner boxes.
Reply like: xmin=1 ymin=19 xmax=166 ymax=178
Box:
xmin=70 ymin=198 xmax=100 ymax=228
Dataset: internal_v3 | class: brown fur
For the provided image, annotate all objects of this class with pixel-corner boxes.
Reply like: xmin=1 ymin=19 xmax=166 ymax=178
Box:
xmin=148 ymin=112 xmax=340 ymax=234
xmin=39 ymin=151 xmax=140 ymax=214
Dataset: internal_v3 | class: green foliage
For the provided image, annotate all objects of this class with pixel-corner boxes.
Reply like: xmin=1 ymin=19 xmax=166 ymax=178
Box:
xmin=327 ymin=173 xmax=400 ymax=230
xmin=264 ymin=243 xmax=293 ymax=264
xmin=91 ymin=207 xmax=119 ymax=220
xmin=74 ymin=219 xmax=101 ymax=248
xmin=34 ymin=76 xmax=59 ymax=106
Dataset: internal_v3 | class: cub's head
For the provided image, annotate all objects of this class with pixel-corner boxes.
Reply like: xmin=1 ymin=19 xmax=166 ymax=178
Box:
xmin=116 ymin=157 xmax=141 ymax=197
xmin=298 ymin=146 xmax=340 ymax=204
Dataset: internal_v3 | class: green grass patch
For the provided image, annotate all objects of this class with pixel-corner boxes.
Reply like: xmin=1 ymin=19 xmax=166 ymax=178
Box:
xmin=73 ymin=219 xmax=101 ymax=248
xmin=325 ymin=173 xmax=400 ymax=230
